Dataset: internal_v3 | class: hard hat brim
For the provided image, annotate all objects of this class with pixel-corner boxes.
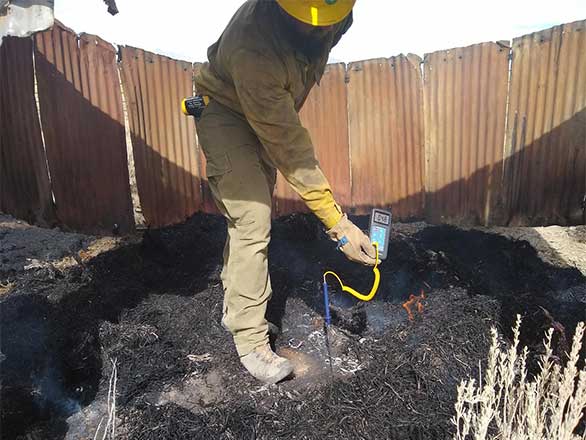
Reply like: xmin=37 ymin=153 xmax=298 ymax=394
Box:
xmin=276 ymin=0 xmax=355 ymax=27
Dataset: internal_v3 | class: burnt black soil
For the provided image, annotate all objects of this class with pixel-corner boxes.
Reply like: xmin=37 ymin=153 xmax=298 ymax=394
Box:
xmin=1 ymin=214 xmax=584 ymax=440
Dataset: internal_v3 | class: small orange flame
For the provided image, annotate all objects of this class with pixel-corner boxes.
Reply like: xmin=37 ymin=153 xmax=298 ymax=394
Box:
xmin=402 ymin=290 xmax=425 ymax=321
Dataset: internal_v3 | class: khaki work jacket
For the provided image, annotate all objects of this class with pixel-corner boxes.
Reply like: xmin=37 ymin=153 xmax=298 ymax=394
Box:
xmin=194 ymin=0 xmax=352 ymax=229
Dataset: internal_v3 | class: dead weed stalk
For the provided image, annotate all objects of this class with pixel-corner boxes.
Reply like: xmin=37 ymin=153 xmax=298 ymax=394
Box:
xmin=94 ymin=358 xmax=118 ymax=440
xmin=453 ymin=316 xmax=586 ymax=440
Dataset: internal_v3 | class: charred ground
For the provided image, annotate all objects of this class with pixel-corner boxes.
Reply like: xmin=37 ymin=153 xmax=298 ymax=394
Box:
xmin=1 ymin=214 xmax=585 ymax=439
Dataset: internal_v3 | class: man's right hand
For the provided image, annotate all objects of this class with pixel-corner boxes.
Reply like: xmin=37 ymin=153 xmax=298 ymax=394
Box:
xmin=327 ymin=214 xmax=377 ymax=266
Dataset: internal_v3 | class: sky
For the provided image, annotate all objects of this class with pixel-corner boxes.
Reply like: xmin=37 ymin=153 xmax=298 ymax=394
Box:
xmin=54 ymin=0 xmax=586 ymax=63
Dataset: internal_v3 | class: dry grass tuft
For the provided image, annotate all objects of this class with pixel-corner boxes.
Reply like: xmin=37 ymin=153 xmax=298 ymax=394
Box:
xmin=453 ymin=316 xmax=586 ymax=440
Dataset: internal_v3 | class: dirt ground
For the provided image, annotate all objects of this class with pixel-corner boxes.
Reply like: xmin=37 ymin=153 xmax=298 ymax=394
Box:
xmin=1 ymin=213 xmax=585 ymax=440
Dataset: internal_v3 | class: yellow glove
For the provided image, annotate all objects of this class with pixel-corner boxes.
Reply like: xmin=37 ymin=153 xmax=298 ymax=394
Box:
xmin=327 ymin=214 xmax=377 ymax=266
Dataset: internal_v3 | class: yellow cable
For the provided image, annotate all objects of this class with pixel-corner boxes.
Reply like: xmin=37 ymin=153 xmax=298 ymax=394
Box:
xmin=323 ymin=242 xmax=380 ymax=302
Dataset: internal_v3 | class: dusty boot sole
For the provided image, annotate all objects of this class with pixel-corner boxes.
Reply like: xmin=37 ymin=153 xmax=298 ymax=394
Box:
xmin=240 ymin=350 xmax=294 ymax=384
xmin=265 ymin=359 xmax=294 ymax=384
xmin=242 ymin=358 xmax=294 ymax=384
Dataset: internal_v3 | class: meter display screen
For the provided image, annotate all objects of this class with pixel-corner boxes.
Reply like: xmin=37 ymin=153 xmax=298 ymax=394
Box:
xmin=373 ymin=211 xmax=390 ymax=226
xmin=369 ymin=208 xmax=392 ymax=260
xmin=370 ymin=225 xmax=387 ymax=252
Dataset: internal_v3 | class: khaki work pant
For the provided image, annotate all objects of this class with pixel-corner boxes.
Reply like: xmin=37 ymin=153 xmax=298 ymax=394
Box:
xmin=196 ymin=100 xmax=276 ymax=357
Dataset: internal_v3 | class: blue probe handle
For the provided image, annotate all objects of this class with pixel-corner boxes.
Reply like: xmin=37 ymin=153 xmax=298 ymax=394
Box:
xmin=323 ymin=281 xmax=331 ymax=326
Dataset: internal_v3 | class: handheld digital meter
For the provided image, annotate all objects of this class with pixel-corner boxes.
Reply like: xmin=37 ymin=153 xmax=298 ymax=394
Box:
xmin=369 ymin=208 xmax=392 ymax=260
xmin=322 ymin=209 xmax=389 ymax=305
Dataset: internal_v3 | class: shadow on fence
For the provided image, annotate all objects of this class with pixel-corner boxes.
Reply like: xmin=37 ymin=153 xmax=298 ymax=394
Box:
xmin=132 ymin=104 xmax=585 ymax=229
xmin=1 ymin=21 xmax=585 ymax=233
xmin=33 ymin=29 xmax=135 ymax=235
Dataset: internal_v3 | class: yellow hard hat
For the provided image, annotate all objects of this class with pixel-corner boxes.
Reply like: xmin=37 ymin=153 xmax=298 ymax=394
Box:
xmin=276 ymin=0 xmax=356 ymax=27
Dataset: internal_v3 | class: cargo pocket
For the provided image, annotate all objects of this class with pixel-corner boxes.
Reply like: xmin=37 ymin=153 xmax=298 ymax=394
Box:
xmin=205 ymin=153 xmax=232 ymax=217
xmin=206 ymin=153 xmax=232 ymax=180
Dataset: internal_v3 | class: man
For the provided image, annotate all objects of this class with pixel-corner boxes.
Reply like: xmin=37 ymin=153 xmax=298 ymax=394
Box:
xmin=194 ymin=0 xmax=376 ymax=384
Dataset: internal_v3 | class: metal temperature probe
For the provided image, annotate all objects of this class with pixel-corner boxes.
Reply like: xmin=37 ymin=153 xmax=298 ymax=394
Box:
xmin=369 ymin=208 xmax=392 ymax=261
xmin=321 ymin=209 xmax=390 ymax=376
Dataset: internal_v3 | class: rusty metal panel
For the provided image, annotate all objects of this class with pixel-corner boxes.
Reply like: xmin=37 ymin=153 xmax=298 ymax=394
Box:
xmin=34 ymin=23 xmax=133 ymax=234
xmin=0 ymin=36 xmax=54 ymax=225
xmin=275 ymin=63 xmax=351 ymax=217
xmin=503 ymin=20 xmax=586 ymax=226
xmin=348 ymin=56 xmax=425 ymax=220
xmin=424 ymin=42 xmax=509 ymax=225
xmin=119 ymin=46 xmax=202 ymax=227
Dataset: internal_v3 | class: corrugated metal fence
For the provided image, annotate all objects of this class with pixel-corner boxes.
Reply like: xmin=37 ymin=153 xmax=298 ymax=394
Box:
xmin=503 ymin=20 xmax=586 ymax=226
xmin=34 ymin=22 xmax=134 ymax=234
xmin=1 ymin=20 xmax=584 ymax=233
xmin=424 ymin=42 xmax=510 ymax=225
xmin=0 ymin=36 xmax=54 ymax=226
xmin=119 ymin=46 xmax=202 ymax=227
xmin=348 ymin=55 xmax=425 ymax=219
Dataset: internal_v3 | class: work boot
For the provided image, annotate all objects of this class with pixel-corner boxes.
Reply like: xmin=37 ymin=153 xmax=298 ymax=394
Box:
xmin=240 ymin=344 xmax=293 ymax=384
